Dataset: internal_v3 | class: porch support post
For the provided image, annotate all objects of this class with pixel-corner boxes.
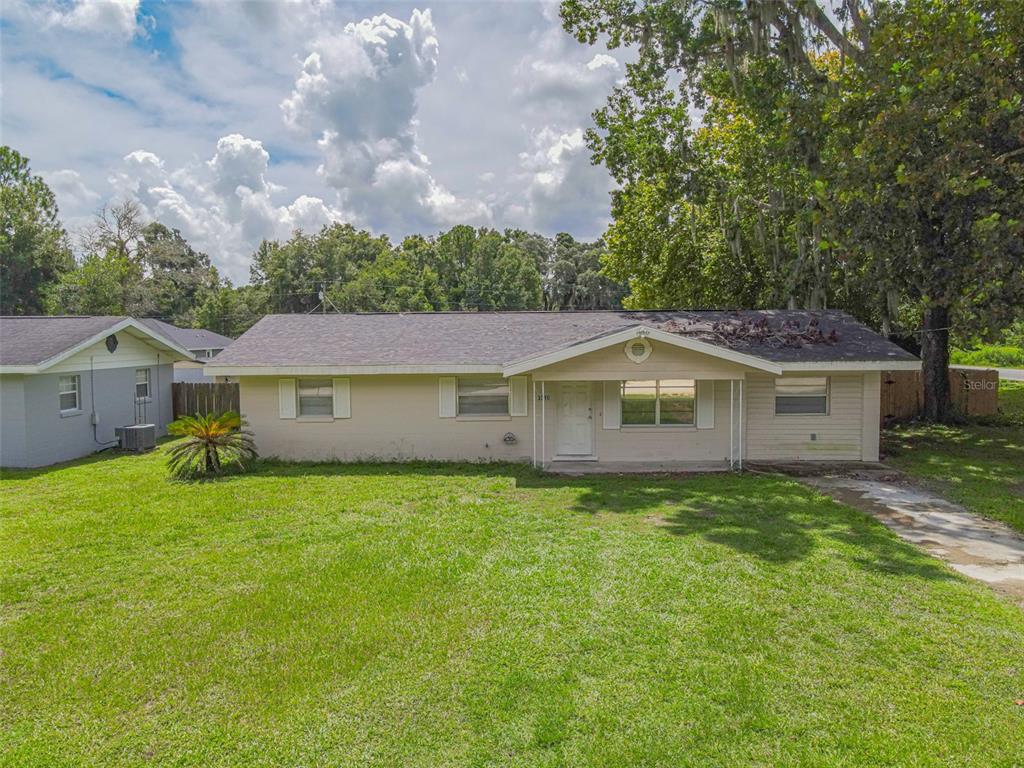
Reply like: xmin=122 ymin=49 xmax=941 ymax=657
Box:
xmin=729 ymin=379 xmax=735 ymax=470
xmin=532 ymin=378 xmax=537 ymax=468
xmin=738 ymin=377 xmax=744 ymax=472
xmin=541 ymin=380 xmax=546 ymax=469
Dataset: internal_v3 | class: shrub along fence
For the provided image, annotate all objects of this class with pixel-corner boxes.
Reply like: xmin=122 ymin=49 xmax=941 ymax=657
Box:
xmin=881 ymin=368 xmax=999 ymax=423
xmin=172 ymin=382 xmax=240 ymax=419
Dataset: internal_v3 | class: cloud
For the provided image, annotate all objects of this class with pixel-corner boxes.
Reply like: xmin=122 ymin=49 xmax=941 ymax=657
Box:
xmin=109 ymin=135 xmax=345 ymax=283
xmin=48 ymin=0 xmax=147 ymax=39
xmin=516 ymin=52 xmax=620 ymax=110
xmin=520 ymin=127 xmax=614 ymax=235
xmin=2 ymin=1 xmax=625 ymax=284
xmin=43 ymin=169 xmax=101 ymax=208
xmin=281 ymin=9 xmax=489 ymax=232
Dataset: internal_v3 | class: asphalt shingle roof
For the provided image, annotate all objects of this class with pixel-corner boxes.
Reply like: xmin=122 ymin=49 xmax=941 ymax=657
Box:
xmin=210 ymin=310 xmax=918 ymax=368
xmin=0 ymin=316 xmax=127 ymax=366
xmin=137 ymin=318 xmax=233 ymax=353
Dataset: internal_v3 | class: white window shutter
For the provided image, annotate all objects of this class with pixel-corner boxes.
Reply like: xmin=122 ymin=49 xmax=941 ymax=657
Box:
xmin=439 ymin=376 xmax=457 ymax=418
xmin=509 ymin=376 xmax=528 ymax=417
xmin=603 ymin=380 xmax=621 ymax=429
xmin=332 ymin=378 xmax=350 ymax=419
xmin=696 ymin=380 xmax=715 ymax=429
xmin=278 ymin=378 xmax=296 ymax=419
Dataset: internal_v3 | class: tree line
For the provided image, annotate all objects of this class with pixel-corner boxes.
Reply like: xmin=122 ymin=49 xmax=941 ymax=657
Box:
xmin=0 ymin=146 xmax=626 ymax=338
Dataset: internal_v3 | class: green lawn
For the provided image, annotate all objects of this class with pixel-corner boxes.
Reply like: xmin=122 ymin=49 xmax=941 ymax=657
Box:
xmin=950 ymin=343 xmax=1024 ymax=368
xmin=884 ymin=382 xmax=1024 ymax=534
xmin=997 ymin=380 xmax=1024 ymax=423
xmin=2 ymin=449 xmax=1023 ymax=767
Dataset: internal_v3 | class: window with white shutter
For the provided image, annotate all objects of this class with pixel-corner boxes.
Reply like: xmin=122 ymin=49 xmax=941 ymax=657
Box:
xmin=509 ymin=376 xmax=528 ymax=417
xmin=332 ymin=378 xmax=351 ymax=419
xmin=278 ymin=379 xmax=297 ymax=419
xmin=696 ymin=381 xmax=715 ymax=429
xmin=438 ymin=377 xmax=457 ymax=418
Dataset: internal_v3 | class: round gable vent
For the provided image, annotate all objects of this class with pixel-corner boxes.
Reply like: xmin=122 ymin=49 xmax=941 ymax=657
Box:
xmin=105 ymin=334 xmax=118 ymax=353
xmin=624 ymin=337 xmax=652 ymax=364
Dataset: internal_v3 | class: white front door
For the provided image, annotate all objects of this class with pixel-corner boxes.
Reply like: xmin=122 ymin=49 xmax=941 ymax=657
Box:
xmin=556 ymin=382 xmax=593 ymax=456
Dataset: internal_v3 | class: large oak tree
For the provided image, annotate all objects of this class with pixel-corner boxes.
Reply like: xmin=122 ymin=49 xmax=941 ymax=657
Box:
xmin=561 ymin=0 xmax=1024 ymax=420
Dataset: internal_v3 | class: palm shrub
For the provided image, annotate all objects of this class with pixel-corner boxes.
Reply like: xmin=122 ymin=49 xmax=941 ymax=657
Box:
xmin=166 ymin=411 xmax=257 ymax=480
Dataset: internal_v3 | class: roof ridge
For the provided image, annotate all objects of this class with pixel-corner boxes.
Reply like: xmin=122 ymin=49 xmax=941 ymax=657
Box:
xmin=265 ymin=308 xmax=846 ymax=317
xmin=0 ymin=315 xmax=127 ymax=320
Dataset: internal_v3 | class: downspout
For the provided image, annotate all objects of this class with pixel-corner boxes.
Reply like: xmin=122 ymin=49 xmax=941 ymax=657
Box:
xmin=91 ymin=356 xmax=118 ymax=447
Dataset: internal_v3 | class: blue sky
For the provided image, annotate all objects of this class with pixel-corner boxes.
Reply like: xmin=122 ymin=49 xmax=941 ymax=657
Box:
xmin=1 ymin=0 xmax=626 ymax=283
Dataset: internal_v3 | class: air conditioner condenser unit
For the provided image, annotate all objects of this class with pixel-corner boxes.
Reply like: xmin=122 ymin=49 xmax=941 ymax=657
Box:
xmin=116 ymin=424 xmax=157 ymax=453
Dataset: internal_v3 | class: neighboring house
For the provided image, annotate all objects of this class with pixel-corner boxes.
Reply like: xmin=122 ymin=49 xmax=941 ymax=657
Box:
xmin=138 ymin=318 xmax=234 ymax=382
xmin=0 ymin=317 xmax=194 ymax=468
xmin=205 ymin=310 xmax=921 ymax=469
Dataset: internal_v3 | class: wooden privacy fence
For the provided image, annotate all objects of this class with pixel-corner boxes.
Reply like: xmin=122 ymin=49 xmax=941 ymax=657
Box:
xmin=881 ymin=368 xmax=999 ymax=423
xmin=172 ymin=382 xmax=240 ymax=419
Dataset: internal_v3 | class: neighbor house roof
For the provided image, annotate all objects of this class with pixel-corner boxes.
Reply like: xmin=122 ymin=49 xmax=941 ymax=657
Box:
xmin=138 ymin=318 xmax=233 ymax=352
xmin=206 ymin=310 xmax=920 ymax=376
xmin=0 ymin=316 xmax=195 ymax=373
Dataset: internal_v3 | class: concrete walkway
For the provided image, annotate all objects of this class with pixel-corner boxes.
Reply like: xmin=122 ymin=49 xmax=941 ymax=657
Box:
xmin=801 ymin=471 xmax=1024 ymax=606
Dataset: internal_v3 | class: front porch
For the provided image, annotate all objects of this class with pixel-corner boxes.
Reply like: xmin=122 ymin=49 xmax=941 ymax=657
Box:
xmin=544 ymin=459 xmax=732 ymax=475
xmin=531 ymin=375 xmax=748 ymax=471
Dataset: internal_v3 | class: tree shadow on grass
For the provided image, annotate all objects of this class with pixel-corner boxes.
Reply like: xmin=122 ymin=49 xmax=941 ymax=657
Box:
xmin=530 ymin=470 xmax=956 ymax=581
xmin=0 ymin=445 xmax=145 ymax=480
xmin=228 ymin=460 xmax=955 ymax=582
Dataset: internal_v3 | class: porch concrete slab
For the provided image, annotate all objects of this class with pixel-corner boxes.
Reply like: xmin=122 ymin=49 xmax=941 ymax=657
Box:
xmin=800 ymin=472 xmax=1024 ymax=605
xmin=545 ymin=461 xmax=730 ymax=475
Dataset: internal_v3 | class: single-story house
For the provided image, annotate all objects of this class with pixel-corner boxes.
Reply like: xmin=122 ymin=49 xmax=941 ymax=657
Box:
xmin=205 ymin=310 xmax=921 ymax=469
xmin=0 ymin=316 xmax=194 ymax=468
xmin=138 ymin=318 xmax=234 ymax=382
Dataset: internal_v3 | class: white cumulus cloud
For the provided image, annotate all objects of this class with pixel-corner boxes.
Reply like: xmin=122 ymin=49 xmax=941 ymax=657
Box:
xmin=281 ymin=9 xmax=489 ymax=232
xmin=520 ymin=127 xmax=614 ymax=235
xmin=109 ymin=135 xmax=345 ymax=282
xmin=43 ymin=168 xmax=101 ymax=208
xmin=48 ymin=0 xmax=146 ymax=39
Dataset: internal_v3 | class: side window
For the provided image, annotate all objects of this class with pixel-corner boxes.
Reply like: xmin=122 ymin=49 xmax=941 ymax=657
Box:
xmin=297 ymin=379 xmax=333 ymax=416
xmin=135 ymin=368 xmax=151 ymax=400
xmin=59 ymin=375 xmax=80 ymax=413
xmin=775 ymin=377 xmax=828 ymax=415
xmin=457 ymin=378 xmax=510 ymax=416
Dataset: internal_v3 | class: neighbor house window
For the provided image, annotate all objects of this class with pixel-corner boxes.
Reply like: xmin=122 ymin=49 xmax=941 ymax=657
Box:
xmin=58 ymin=375 xmax=80 ymax=413
xmin=298 ymin=379 xmax=333 ymax=416
xmin=457 ymin=378 xmax=509 ymax=416
xmin=775 ymin=377 xmax=829 ymax=415
xmin=621 ymin=379 xmax=695 ymax=426
xmin=135 ymin=368 xmax=151 ymax=400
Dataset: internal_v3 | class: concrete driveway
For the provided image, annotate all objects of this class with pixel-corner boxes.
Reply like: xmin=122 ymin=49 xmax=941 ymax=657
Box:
xmin=801 ymin=471 xmax=1024 ymax=606
xmin=952 ymin=365 xmax=1024 ymax=382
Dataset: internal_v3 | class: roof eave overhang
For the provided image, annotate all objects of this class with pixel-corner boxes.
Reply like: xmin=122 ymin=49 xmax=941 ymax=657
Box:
xmin=502 ymin=325 xmax=785 ymax=377
xmin=779 ymin=360 xmax=921 ymax=372
xmin=204 ymin=364 xmax=504 ymax=377
xmin=12 ymin=318 xmax=196 ymax=373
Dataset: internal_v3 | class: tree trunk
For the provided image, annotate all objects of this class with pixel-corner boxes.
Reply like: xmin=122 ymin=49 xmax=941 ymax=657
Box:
xmin=920 ymin=305 xmax=952 ymax=422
